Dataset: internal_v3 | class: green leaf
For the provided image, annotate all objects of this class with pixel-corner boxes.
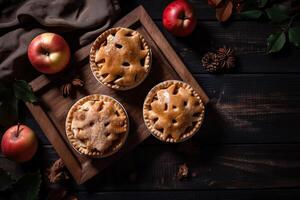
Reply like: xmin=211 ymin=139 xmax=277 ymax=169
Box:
xmin=267 ymin=31 xmax=286 ymax=53
xmin=240 ymin=10 xmax=263 ymax=19
xmin=0 ymin=85 xmax=18 ymax=127
xmin=259 ymin=0 xmax=268 ymax=8
xmin=266 ymin=4 xmax=289 ymax=23
xmin=0 ymin=168 xmax=15 ymax=191
xmin=13 ymin=80 xmax=38 ymax=103
xmin=13 ymin=171 xmax=41 ymax=200
xmin=288 ymin=27 xmax=300 ymax=48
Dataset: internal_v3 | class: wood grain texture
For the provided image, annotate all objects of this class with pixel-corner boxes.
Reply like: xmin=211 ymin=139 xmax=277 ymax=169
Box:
xmin=27 ymin=144 xmax=300 ymax=190
xmin=74 ymin=190 xmax=300 ymax=200
xmin=156 ymin=22 xmax=300 ymax=73
xmin=25 ymin=6 xmax=209 ymax=184
xmin=2 ymin=0 xmax=300 ymax=198
xmin=24 ymin=74 xmax=300 ymax=145
xmin=120 ymin=0 xmax=218 ymax=21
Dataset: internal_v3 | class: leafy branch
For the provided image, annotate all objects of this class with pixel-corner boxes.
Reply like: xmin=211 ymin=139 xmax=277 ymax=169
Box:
xmin=0 ymin=80 xmax=38 ymax=127
xmin=240 ymin=0 xmax=300 ymax=53
xmin=0 ymin=168 xmax=41 ymax=200
xmin=208 ymin=0 xmax=235 ymax=22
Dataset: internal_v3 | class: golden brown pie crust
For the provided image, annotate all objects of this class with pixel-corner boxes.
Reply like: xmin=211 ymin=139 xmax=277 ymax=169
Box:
xmin=65 ymin=94 xmax=129 ymax=157
xmin=90 ymin=27 xmax=152 ymax=90
xmin=143 ymin=80 xmax=205 ymax=143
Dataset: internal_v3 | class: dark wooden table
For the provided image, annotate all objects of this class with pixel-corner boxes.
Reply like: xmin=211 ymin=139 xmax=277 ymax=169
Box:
xmin=2 ymin=0 xmax=300 ymax=199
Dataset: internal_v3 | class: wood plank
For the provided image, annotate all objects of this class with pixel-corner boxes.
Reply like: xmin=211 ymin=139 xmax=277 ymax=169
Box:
xmin=26 ymin=74 xmax=300 ymax=145
xmin=120 ymin=0 xmax=222 ymax=21
xmin=194 ymin=74 xmax=300 ymax=144
xmin=120 ymin=0 xmax=300 ymax=21
xmin=156 ymin=22 xmax=300 ymax=73
xmin=25 ymin=6 xmax=209 ymax=184
xmin=74 ymin=190 xmax=300 ymax=200
xmin=25 ymin=103 xmax=83 ymax=182
xmin=39 ymin=144 xmax=300 ymax=190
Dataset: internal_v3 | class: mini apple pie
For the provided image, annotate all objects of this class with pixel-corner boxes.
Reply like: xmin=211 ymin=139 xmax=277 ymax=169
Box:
xmin=65 ymin=94 xmax=129 ymax=157
xmin=143 ymin=80 xmax=205 ymax=143
xmin=90 ymin=27 xmax=152 ymax=90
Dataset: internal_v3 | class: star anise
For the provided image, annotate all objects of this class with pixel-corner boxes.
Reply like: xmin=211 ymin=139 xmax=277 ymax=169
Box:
xmin=61 ymin=78 xmax=84 ymax=97
xmin=217 ymin=46 xmax=236 ymax=69
xmin=201 ymin=52 xmax=221 ymax=73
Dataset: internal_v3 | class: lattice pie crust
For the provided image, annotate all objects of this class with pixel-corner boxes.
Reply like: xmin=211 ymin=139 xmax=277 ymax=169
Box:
xmin=143 ymin=80 xmax=205 ymax=143
xmin=90 ymin=27 xmax=151 ymax=90
xmin=65 ymin=94 xmax=129 ymax=157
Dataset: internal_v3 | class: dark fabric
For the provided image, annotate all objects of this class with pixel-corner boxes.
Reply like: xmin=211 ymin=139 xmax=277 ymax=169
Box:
xmin=0 ymin=0 xmax=120 ymax=82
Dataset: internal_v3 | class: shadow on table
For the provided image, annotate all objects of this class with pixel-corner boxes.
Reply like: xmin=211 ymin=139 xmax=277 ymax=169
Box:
xmin=78 ymin=100 xmax=228 ymax=190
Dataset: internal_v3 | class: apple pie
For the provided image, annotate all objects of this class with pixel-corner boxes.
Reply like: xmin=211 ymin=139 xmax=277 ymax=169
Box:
xmin=65 ymin=94 xmax=129 ymax=157
xmin=90 ymin=27 xmax=152 ymax=90
xmin=143 ymin=80 xmax=205 ymax=143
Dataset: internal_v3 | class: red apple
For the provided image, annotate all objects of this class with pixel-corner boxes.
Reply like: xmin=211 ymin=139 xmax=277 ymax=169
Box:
xmin=162 ymin=0 xmax=197 ymax=37
xmin=1 ymin=124 xmax=38 ymax=162
xmin=28 ymin=32 xmax=70 ymax=74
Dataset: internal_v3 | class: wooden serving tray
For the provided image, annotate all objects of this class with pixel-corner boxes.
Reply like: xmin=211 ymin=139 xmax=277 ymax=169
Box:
xmin=26 ymin=6 xmax=209 ymax=184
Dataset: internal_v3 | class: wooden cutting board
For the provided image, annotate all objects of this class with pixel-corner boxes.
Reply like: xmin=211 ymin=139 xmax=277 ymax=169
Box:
xmin=26 ymin=5 xmax=209 ymax=184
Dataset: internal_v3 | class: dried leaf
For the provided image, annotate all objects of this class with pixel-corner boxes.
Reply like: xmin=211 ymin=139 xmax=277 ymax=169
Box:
xmin=216 ymin=0 xmax=233 ymax=22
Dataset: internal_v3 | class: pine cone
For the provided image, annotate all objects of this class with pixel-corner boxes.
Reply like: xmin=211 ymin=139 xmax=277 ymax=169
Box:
xmin=201 ymin=52 xmax=221 ymax=73
xmin=217 ymin=47 xmax=236 ymax=69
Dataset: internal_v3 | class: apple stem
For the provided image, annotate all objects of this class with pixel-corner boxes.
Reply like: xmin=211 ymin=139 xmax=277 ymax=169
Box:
xmin=41 ymin=48 xmax=50 ymax=56
xmin=179 ymin=12 xmax=186 ymax=20
xmin=16 ymin=123 xmax=21 ymax=137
